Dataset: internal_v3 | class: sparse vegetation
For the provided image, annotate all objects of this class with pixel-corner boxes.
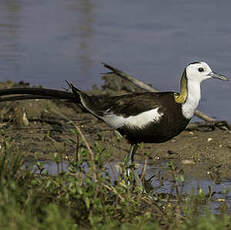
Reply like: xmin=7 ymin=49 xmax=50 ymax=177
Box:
xmin=0 ymin=126 xmax=230 ymax=230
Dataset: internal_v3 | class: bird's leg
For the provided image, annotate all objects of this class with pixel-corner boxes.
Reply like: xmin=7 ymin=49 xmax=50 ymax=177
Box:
xmin=125 ymin=144 xmax=143 ymax=188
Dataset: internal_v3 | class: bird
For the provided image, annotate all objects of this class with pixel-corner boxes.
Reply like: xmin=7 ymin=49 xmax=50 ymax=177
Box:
xmin=0 ymin=62 xmax=227 ymax=181
xmin=66 ymin=61 xmax=227 ymax=170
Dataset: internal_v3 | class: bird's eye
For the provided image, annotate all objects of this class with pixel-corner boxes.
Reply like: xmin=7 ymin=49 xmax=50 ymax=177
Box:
xmin=198 ymin=67 xmax=204 ymax=72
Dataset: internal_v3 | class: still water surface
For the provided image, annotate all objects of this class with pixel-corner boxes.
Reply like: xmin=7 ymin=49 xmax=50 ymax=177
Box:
xmin=25 ymin=160 xmax=231 ymax=214
xmin=0 ymin=0 xmax=231 ymax=120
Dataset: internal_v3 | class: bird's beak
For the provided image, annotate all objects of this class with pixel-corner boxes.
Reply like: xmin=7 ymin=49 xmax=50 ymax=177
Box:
xmin=208 ymin=72 xmax=228 ymax=81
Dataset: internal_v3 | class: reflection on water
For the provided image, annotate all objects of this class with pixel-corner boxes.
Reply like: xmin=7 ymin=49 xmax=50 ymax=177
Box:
xmin=0 ymin=0 xmax=231 ymax=120
xmin=0 ymin=0 xmax=97 ymax=88
xmin=24 ymin=159 xmax=231 ymax=214
xmin=0 ymin=1 xmax=22 ymax=78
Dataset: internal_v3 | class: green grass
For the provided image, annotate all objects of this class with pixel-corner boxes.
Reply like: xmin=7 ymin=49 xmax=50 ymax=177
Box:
xmin=0 ymin=133 xmax=230 ymax=230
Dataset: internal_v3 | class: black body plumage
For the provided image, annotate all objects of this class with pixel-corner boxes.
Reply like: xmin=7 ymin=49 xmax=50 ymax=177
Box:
xmin=68 ymin=81 xmax=189 ymax=145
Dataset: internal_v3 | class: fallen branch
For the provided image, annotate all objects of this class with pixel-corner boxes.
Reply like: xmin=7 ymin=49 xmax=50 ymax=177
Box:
xmin=103 ymin=63 xmax=159 ymax=93
xmin=186 ymin=121 xmax=231 ymax=131
xmin=102 ymin=63 xmax=218 ymax=123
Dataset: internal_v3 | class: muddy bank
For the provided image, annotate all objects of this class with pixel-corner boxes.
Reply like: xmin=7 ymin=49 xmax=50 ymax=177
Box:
xmin=0 ymin=78 xmax=230 ymax=180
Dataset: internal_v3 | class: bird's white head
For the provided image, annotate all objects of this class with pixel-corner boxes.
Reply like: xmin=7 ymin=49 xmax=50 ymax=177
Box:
xmin=175 ymin=61 xmax=228 ymax=119
xmin=177 ymin=61 xmax=228 ymax=119
xmin=185 ymin=61 xmax=228 ymax=83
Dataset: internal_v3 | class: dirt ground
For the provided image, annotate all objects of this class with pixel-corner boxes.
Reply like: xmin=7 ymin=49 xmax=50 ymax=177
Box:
xmin=0 ymin=78 xmax=230 ymax=180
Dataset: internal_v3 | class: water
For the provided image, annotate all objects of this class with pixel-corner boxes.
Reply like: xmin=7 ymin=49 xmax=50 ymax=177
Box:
xmin=24 ymin=159 xmax=231 ymax=214
xmin=0 ymin=0 xmax=231 ymax=120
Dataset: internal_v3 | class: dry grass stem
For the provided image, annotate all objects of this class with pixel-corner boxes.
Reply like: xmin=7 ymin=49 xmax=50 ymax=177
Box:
xmin=72 ymin=122 xmax=97 ymax=182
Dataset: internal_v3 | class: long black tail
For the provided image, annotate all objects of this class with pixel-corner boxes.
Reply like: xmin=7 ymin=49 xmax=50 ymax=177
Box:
xmin=0 ymin=81 xmax=85 ymax=105
xmin=65 ymin=80 xmax=81 ymax=96
xmin=0 ymin=87 xmax=75 ymax=102
xmin=66 ymin=80 xmax=87 ymax=104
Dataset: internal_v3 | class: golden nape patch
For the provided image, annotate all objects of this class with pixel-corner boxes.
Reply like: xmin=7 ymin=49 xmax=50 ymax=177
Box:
xmin=174 ymin=69 xmax=188 ymax=104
